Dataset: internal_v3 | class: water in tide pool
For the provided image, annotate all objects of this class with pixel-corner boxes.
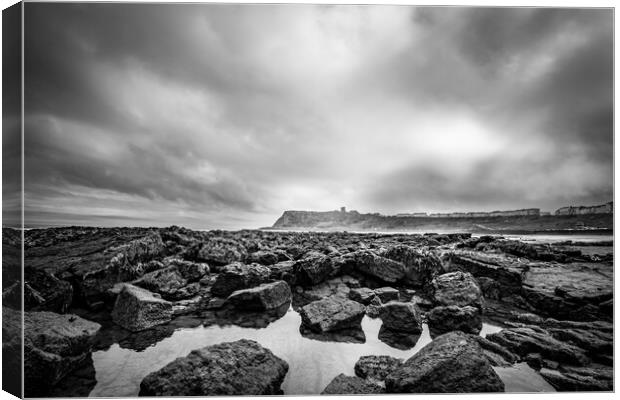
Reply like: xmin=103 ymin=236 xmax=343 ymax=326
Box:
xmin=77 ymin=307 xmax=554 ymax=396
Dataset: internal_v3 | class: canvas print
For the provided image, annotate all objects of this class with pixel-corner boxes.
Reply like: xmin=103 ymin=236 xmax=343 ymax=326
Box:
xmin=1 ymin=1 xmax=614 ymax=398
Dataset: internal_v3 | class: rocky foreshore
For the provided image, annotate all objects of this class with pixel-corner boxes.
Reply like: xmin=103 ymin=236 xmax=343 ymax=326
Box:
xmin=2 ymin=226 xmax=613 ymax=395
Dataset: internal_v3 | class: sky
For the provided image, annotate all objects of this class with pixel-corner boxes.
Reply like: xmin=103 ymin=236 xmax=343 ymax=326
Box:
xmin=10 ymin=3 xmax=614 ymax=229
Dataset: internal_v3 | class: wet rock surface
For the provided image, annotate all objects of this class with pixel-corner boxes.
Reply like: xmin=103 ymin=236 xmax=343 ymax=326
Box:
xmin=227 ymin=280 xmax=292 ymax=311
xmin=139 ymin=339 xmax=288 ymax=395
xmin=354 ymin=355 xmax=403 ymax=382
xmin=11 ymin=226 xmax=613 ymax=395
xmin=321 ymin=374 xmax=385 ymax=394
xmin=379 ymin=301 xmax=423 ymax=333
xmin=111 ymin=284 xmax=173 ymax=332
xmin=385 ymin=331 xmax=505 ymax=393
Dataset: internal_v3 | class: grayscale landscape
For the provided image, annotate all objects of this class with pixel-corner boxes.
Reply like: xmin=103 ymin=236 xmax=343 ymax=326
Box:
xmin=1 ymin=3 xmax=613 ymax=397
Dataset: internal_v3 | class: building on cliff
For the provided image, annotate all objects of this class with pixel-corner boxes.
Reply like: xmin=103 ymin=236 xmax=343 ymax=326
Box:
xmin=428 ymin=208 xmax=540 ymax=218
xmin=555 ymin=201 xmax=613 ymax=216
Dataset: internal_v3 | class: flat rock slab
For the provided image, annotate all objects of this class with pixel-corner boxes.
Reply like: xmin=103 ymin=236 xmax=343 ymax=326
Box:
xmin=386 ymin=331 xmax=504 ymax=393
xmin=227 ymin=280 xmax=292 ymax=311
xmin=20 ymin=309 xmax=101 ymax=396
xmin=374 ymin=287 xmax=400 ymax=303
xmin=139 ymin=339 xmax=288 ymax=395
xmin=321 ymin=374 xmax=385 ymax=394
xmin=111 ymin=284 xmax=173 ymax=332
xmin=352 ymin=250 xmax=406 ymax=283
xmin=348 ymin=287 xmax=377 ymax=305
xmin=299 ymin=296 xmax=366 ymax=332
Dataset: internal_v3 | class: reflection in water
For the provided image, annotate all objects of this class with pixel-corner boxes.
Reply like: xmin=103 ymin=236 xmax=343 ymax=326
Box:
xmin=85 ymin=307 xmax=553 ymax=396
xmin=299 ymin=324 xmax=366 ymax=344
xmin=377 ymin=326 xmax=421 ymax=350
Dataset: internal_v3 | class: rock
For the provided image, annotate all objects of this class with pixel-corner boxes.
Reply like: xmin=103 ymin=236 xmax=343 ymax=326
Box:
xmin=473 ymin=336 xmax=519 ymax=367
xmin=321 ymin=374 xmax=384 ymax=394
xmin=431 ymin=271 xmax=483 ymax=309
xmin=196 ymin=238 xmax=248 ymax=265
xmin=379 ymin=301 xmax=422 ymax=333
xmin=354 ymin=355 xmax=403 ymax=382
xmin=293 ymin=253 xmax=335 ymax=286
xmin=385 ymin=331 xmax=504 ymax=393
xmin=17 ymin=308 xmax=101 ymax=396
xmin=20 ymin=268 xmax=73 ymax=313
xmin=365 ymin=296 xmax=383 ymax=318
xmin=295 ymin=277 xmax=351 ymax=305
xmin=546 ymin=327 xmax=612 ymax=357
xmin=248 ymin=250 xmax=280 ymax=266
xmin=267 ymin=261 xmax=296 ymax=284
xmin=348 ymin=287 xmax=376 ymax=305
xmin=352 ymin=250 xmax=406 ymax=283
xmin=486 ymin=327 xmax=589 ymax=366
xmin=539 ymin=366 xmax=613 ymax=391
xmin=524 ymin=353 xmax=543 ymax=370
xmin=299 ymin=296 xmax=366 ymax=333
xmin=139 ymin=339 xmax=288 ymax=395
xmin=227 ymin=281 xmax=292 ymax=311
xmin=210 ymin=263 xmax=271 ymax=298
xmin=381 ymin=245 xmax=443 ymax=286
xmin=111 ymin=284 xmax=173 ymax=332
xmin=427 ymin=305 xmax=482 ymax=336
xmin=134 ymin=265 xmax=198 ymax=301
xmin=374 ymin=287 xmax=399 ymax=303
xmin=206 ymin=297 xmax=226 ymax=310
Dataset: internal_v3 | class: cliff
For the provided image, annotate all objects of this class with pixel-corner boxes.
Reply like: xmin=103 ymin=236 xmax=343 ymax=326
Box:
xmin=271 ymin=208 xmax=613 ymax=233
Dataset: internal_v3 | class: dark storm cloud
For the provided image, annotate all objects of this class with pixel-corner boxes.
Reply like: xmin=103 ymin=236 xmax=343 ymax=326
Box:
xmin=22 ymin=4 xmax=613 ymax=228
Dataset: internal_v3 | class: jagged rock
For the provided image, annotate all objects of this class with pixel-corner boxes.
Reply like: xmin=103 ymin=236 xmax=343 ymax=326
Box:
xmin=210 ymin=263 xmax=271 ymax=298
xmin=431 ymin=271 xmax=483 ymax=309
xmin=248 ymin=250 xmax=280 ymax=265
xmin=354 ymin=355 xmax=403 ymax=382
xmin=227 ymin=281 xmax=291 ymax=311
xmin=366 ymin=296 xmax=383 ymax=318
xmin=296 ymin=276 xmax=352 ymax=305
xmin=15 ymin=308 xmax=101 ymax=397
xmin=374 ymin=287 xmax=400 ymax=303
xmin=139 ymin=339 xmax=288 ymax=395
xmin=546 ymin=327 xmax=612 ymax=357
xmin=268 ymin=261 xmax=296 ymax=285
xmin=382 ymin=245 xmax=443 ymax=286
xmin=427 ymin=305 xmax=482 ymax=336
xmin=473 ymin=336 xmax=519 ymax=367
xmin=352 ymin=250 xmax=406 ymax=283
xmin=18 ymin=268 xmax=74 ymax=313
xmin=111 ymin=284 xmax=173 ymax=332
xmin=299 ymin=296 xmax=366 ymax=333
xmin=196 ymin=238 xmax=248 ymax=265
xmin=379 ymin=301 xmax=422 ymax=333
xmin=486 ymin=327 xmax=589 ymax=366
xmin=385 ymin=331 xmax=504 ymax=393
xmin=293 ymin=252 xmax=336 ymax=286
xmin=348 ymin=287 xmax=377 ymax=305
xmin=539 ymin=366 xmax=613 ymax=391
xmin=321 ymin=374 xmax=384 ymax=394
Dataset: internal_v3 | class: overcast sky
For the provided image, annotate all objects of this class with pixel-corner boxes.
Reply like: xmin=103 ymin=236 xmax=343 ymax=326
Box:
xmin=20 ymin=4 xmax=613 ymax=229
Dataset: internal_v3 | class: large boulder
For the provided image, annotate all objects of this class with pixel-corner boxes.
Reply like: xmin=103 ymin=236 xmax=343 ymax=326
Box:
xmin=321 ymin=374 xmax=384 ymax=394
xmin=379 ymin=301 xmax=423 ymax=333
xmin=352 ymin=250 xmax=406 ymax=283
xmin=385 ymin=331 xmax=504 ymax=393
xmin=226 ymin=281 xmax=292 ymax=311
xmin=427 ymin=305 xmax=482 ymax=336
xmin=196 ymin=238 xmax=248 ymax=266
xmin=382 ymin=246 xmax=443 ymax=286
xmin=139 ymin=339 xmax=288 ymax=395
xmin=354 ymin=355 xmax=403 ymax=382
xmin=210 ymin=263 xmax=271 ymax=298
xmin=431 ymin=271 xmax=483 ymax=309
xmin=134 ymin=259 xmax=209 ymax=300
xmin=299 ymin=296 xmax=366 ymax=333
xmin=293 ymin=252 xmax=335 ymax=286
xmin=17 ymin=308 xmax=101 ymax=397
xmin=485 ymin=327 xmax=589 ymax=366
xmin=111 ymin=284 xmax=173 ymax=332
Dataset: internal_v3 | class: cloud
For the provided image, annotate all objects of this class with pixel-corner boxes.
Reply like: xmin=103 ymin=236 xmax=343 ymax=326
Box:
xmin=22 ymin=4 xmax=613 ymax=229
